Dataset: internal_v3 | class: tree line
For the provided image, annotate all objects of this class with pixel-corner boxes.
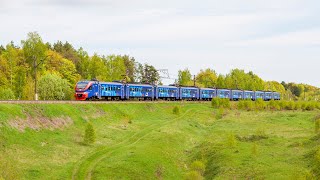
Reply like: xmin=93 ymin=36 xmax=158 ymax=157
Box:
xmin=0 ymin=32 xmax=318 ymax=100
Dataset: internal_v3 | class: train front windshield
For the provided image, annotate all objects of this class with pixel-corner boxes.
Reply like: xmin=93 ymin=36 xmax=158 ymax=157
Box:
xmin=76 ymin=82 xmax=88 ymax=89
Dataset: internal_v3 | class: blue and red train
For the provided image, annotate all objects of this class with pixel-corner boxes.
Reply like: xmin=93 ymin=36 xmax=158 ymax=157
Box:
xmin=74 ymin=80 xmax=281 ymax=101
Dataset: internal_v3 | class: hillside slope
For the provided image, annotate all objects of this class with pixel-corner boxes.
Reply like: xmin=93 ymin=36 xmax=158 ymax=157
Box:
xmin=0 ymin=103 xmax=318 ymax=179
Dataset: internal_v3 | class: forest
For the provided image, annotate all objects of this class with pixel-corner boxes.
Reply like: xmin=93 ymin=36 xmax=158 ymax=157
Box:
xmin=0 ymin=32 xmax=319 ymax=100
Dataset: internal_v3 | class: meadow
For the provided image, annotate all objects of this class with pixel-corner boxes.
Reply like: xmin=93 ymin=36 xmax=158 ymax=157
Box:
xmin=0 ymin=102 xmax=319 ymax=179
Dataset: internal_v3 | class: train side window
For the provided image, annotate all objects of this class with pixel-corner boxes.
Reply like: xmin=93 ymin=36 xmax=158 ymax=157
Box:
xmin=89 ymin=86 xmax=92 ymax=90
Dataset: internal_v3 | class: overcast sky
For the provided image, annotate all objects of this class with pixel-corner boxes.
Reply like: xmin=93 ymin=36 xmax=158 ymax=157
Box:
xmin=0 ymin=0 xmax=319 ymax=86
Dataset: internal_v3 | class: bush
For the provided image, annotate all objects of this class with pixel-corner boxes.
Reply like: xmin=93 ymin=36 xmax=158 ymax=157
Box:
xmin=211 ymin=98 xmax=220 ymax=109
xmin=285 ymin=101 xmax=295 ymax=110
xmin=185 ymin=170 xmax=203 ymax=180
xmin=190 ymin=160 xmax=206 ymax=175
xmin=220 ymin=98 xmax=231 ymax=109
xmin=0 ymin=87 xmax=15 ymax=100
xmin=306 ymin=102 xmax=316 ymax=111
xmin=38 ymin=73 xmax=72 ymax=100
xmin=84 ymin=123 xmax=96 ymax=145
xmin=255 ymin=99 xmax=266 ymax=110
xmin=173 ymin=106 xmax=180 ymax=115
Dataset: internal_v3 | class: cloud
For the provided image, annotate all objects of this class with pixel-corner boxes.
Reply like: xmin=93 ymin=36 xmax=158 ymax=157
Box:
xmin=229 ymin=28 xmax=320 ymax=47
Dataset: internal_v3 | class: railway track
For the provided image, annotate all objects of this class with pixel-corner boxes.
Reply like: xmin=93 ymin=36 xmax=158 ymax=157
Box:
xmin=0 ymin=100 xmax=211 ymax=104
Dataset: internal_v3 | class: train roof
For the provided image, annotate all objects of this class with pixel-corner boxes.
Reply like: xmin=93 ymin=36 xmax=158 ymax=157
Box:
xmin=99 ymin=82 xmax=123 ymax=85
xmin=126 ymin=84 xmax=154 ymax=87
xmin=179 ymin=86 xmax=199 ymax=89
xmin=156 ymin=85 xmax=178 ymax=88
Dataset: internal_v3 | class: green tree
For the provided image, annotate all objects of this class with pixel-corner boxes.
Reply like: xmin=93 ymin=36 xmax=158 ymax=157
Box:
xmin=196 ymin=68 xmax=217 ymax=87
xmin=216 ymin=74 xmax=226 ymax=88
xmin=84 ymin=123 xmax=96 ymax=145
xmin=38 ymin=73 xmax=71 ymax=100
xmin=178 ymin=68 xmax=192 ymax=86
xmin=141 ymin=64 xmax=160 ymax=84
xmin=0 ymin=87 xmax=15 ymax=100
xmin=22 ymin=32 xmax=48 ymax=100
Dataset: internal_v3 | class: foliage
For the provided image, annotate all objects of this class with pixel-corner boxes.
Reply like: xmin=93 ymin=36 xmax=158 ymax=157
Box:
xmin=196 ymin=68 xmax=217 ymax=88
xmin=38 ymin=73 xmax=71 ymax=100
xmin=0 ymin=32 xmax=319 ymax=101
xmin=178 ymin=68 xmax=193 ymax=86
xmin=185 ymin=170 xmax=203 ymax=180
xmin=172 ymin=106 xmax=180 ymax=115
xmin=84 ymin=123 xmax=96 ymax=145
xmin=0 ymin=87 xmax=15 ymax=100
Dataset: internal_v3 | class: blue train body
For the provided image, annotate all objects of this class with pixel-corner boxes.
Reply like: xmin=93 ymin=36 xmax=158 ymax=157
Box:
xmin=244 ymin=90 xmax=254 ymax=100
xmin=75 ymin=80 xmax=281 ymax=101
xmin=217 ymin=89 xmax=231 ymax=99
xmin=231 ymin=90 xmax=244 ymax=101
xmin=199 ymin=88 xmax=216 ymax=100
xmin=154 ymin=85 xmax=178 ymax=100
xmin=179 ymin=87 xmax=199 ymax=100
xmin=125 ymin=84 xmax=154 ymax=100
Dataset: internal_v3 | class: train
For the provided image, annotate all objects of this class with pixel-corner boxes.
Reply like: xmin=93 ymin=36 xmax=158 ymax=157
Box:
xmin=74 ymin=80 xmax=281 ymax=101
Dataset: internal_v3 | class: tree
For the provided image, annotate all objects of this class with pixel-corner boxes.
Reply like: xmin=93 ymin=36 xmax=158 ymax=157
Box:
xmin=216 ymin=74 xmax=226 ymax=88
xmin=140 ymin=64 xmax=160 ymax=84
xmin=22 ymin=32 xmax=48 ymax=100
xmin=45 ymin=50 xmax=80 ymax=87
xmin=38 ymin=73 xmax=71 ymax=100
xmin=196 ymin=68 xmax=217 ymax=88
xmin=84 ymin=123 xmax=96 ymax=145
xmin=0 ymin=88 xmax=15 ymax=100
xmin=178 ymin=68 xmax=192 ymax=86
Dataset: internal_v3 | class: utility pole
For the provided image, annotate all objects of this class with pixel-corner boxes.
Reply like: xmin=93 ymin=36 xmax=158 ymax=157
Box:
xmin=193 ymin=75 xmax=196 ymax=87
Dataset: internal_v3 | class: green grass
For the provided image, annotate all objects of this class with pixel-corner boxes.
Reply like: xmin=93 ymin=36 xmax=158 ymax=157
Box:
xmin=0 ymin=102 xmax=319 ymax=179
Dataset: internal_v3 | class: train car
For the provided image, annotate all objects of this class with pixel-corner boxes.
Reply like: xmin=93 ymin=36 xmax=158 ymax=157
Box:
xmin=154 ymin=85 xmax=178 ymax=100
xmin=273 ymin=92 xmax=281 ymax=100
xmin=217 ymin=89 xmax=231 ymax=99
xmin=75 ymin=80 xmax=100 ymax=100
xmin=244 ymin=90 xmax=254 ymax=100
xmin=100 ymin=82 xmax=125 ymax=100
xmin=125 ymin=84 xmax=154 ymax=100
xmin=179 ymin=87 xmax=199 ymax=100
xmin=231 ymin=90 xmax=244 ymax=101
xmin=199 ymin=88 xmax=216 ymax=101
xmin=254 ymin=91 xmax=265 ymax=100
xmin=264 ymin=91 xmax=273 ymax=101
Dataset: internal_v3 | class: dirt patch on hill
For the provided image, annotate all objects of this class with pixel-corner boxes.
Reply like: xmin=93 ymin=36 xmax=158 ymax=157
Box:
xmin=8 ymin=115 xmax=73 ymax=132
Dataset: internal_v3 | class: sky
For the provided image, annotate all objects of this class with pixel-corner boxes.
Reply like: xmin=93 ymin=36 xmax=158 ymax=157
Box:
xmin=0 ymin=0 xmax=319 ymax=86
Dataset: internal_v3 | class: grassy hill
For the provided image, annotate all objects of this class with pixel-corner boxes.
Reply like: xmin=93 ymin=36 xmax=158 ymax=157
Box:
xmin=0 ymin=102 xmax=319 ymax=179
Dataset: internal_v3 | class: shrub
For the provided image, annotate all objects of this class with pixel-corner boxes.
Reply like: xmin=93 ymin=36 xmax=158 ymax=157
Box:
xmin=173 ymin=106 xmax=180 ymax=115
xmin=301 ymin=102 xmax=308 ymax=111
xmin=255 ymin=99 xmax=266 ymax=110
xmin=285 ymin=101 xmax=295 ymax=110
xmin=0 ymin=87 xmax=15 ymax=100
xmin=84 ymin=123 xmax=96 ymax=145
xmin=279 ymin=101 xmax=287 ymax=110
xmin=306 ymin=102 xmax=316 ymax=111
xmin=221 ymin=98 xmax=231 ymax=109
xmin=244 ymin=100 xmax=254 ymax=111
xmin=237 ymin=100 xmax=245 ymax=110
xmin=185 ymin=170 xmax=203 ymax=180
xmin=211 ymin=98 xmax=220 ymax=109
xmin=190 ymin=160 xmax=206 ymax=175
xmin=38 ymin=73 xmax=72 ymax=100
xmin=294 ymin=102 xmax=301 ymax=110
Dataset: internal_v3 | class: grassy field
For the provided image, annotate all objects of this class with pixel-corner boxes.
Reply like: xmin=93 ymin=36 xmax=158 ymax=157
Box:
xmin=0 ymin=102 xmax=319 ymax=179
